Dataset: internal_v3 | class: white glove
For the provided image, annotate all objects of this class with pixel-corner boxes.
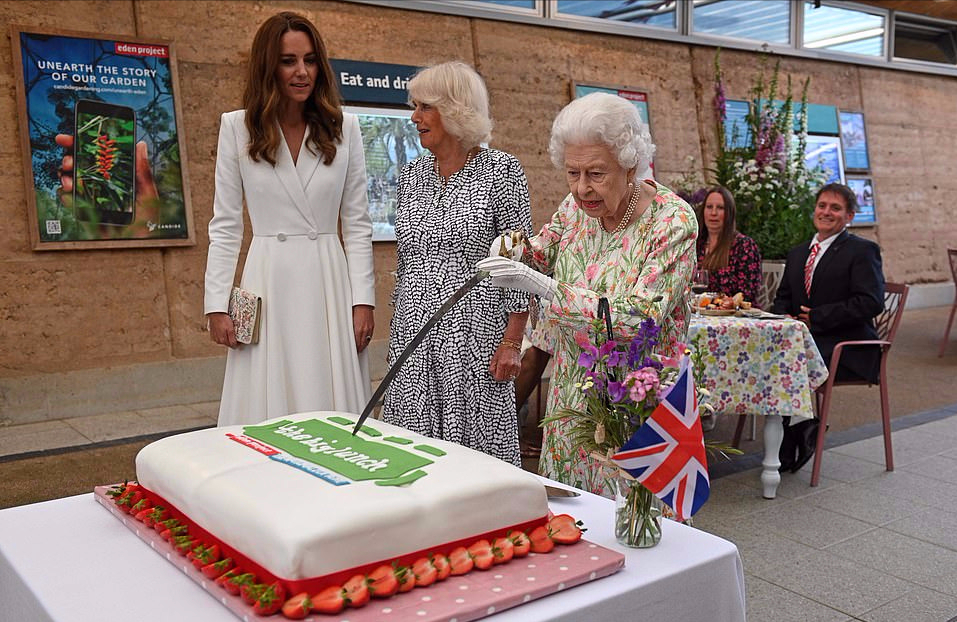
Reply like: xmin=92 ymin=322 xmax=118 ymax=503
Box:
xmin=487 ymin=232 xmax=525 ymax=261
xmin=477 ymin=256 xmax=556 ymax=301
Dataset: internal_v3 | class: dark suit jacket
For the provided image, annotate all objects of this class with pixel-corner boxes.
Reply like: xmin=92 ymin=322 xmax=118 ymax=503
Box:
xmin=772 ymin=230 xmax=885 ymax=382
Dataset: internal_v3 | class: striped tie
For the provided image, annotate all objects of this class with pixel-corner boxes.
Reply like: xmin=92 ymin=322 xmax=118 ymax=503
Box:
xmin=804 ymin=242 xmax=820 ymax=296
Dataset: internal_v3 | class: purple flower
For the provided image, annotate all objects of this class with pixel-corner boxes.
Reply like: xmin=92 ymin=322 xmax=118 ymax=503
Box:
xmin=691 ymin=188 xmax=709 ymax=206
xmin=713 ymin=75 xmax=727 ymax=123
xmin=577 ymin=344 xmax=599 ymax=368
xmin=607 ymin=381 xmax=627 ymax=403
xmin=627 ymin=319 xmax=661 ymax=366
xmin=599 ymin=340 xmax=617 ymax=357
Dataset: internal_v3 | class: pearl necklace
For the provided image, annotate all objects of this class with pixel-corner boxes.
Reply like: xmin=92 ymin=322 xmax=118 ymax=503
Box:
xmin=601 ymin=182 xmax=642 ymax=234
xmin=434 ymin=148 xmax=477 ymax=182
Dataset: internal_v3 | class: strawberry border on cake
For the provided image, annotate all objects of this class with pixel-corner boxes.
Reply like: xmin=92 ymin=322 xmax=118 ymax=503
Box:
xmin=97 ymin=483 xmax=614 ymax=619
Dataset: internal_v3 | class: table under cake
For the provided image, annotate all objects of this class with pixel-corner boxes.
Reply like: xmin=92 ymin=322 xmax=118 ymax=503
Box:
xmin=0 ymin=478 xmax=746 ymax=622
xmin=690 ymin=313 xmax=828 ymax=498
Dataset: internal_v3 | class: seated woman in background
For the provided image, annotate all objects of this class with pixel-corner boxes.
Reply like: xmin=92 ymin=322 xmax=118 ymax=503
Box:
xmin=696 ymin=186 xmax=762 ymax=305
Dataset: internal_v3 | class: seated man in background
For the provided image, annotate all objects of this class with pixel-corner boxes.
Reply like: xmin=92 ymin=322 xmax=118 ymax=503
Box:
xmin=772 ymin=182 xmax=885 ymax=472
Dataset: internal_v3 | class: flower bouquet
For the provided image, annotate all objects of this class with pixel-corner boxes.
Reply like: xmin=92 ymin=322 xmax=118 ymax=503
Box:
xmin=712 ymin=51 xmax=828 ymax=259
xmin=548 ymin=316 xmax=735 ymax=548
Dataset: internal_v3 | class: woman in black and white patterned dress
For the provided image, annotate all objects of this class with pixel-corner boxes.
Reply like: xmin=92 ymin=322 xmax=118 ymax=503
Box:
xmin=383 ymin=61 xmax=532 ymax=466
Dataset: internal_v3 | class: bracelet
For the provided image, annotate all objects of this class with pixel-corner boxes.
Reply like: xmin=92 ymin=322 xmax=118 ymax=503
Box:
xmin=500 ymin=338 xmax=523 ymax=352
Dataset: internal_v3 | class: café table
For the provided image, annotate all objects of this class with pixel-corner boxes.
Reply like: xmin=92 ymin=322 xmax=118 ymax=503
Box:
xmin=689 ymin=311 xmax=828 ymax=499
xmin=0 ymin=482 xmax=746 ymax=622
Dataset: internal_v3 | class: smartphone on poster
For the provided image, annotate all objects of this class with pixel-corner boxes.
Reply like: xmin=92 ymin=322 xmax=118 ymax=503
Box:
xmin=73 ymin=99 xmax=136 ymax=226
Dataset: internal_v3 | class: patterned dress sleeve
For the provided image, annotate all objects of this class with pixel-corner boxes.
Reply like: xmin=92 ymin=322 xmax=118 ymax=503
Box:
xmin=729 ymin=233 xmax=763 ymax=305
xmin=527 ymin=194 xmax=576 ymax=276
xmin=549 ymin=190 xmax=698 ymax=336
xmin=493 ymin=153 xmax=533 ymax=314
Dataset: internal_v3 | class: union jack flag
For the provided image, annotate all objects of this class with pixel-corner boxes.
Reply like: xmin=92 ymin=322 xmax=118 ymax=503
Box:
xmin=611 ymin=356 xmax=709 ymax=522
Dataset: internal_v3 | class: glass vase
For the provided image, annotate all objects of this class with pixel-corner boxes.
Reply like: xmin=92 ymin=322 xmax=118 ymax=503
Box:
xmin=613 ymin=476 xmax=663 ymax=548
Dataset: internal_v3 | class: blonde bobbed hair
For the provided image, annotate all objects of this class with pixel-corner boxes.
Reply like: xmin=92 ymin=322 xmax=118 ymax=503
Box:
xmin=408 ymin=61 xmax=492 ymax=148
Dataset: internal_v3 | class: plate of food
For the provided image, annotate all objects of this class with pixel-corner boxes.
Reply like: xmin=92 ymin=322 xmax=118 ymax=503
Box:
xmin=696 ymin=292 xmax=753 ymax=316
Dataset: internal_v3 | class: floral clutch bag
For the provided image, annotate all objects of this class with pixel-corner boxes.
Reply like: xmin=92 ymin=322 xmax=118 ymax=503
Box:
xmin=228 ymin=286 xmax=261 ymax=345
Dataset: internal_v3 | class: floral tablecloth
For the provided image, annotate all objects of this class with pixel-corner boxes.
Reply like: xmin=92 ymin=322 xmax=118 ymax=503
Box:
xmin=689 ymin=315 xmax=828 ymax=420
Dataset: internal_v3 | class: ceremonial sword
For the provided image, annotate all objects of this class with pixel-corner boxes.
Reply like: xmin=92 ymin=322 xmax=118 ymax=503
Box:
xmin=351 ymin=270 xmax=490 ymax=435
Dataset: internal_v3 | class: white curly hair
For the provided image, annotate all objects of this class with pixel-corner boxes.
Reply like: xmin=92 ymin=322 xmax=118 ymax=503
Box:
xmin=407 ymin=61 xmax=492 ymax=148
xmin=548 ymin=92 xmax=655 ymax=174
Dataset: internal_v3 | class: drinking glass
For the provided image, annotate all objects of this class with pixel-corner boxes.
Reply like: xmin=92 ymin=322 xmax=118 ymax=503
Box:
xmin=691 ymin=268 xmax=710 ymax=311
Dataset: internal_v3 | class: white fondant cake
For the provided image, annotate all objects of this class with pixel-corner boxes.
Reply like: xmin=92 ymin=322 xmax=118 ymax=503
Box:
xmin=135 ymin=411 xmax=548 ymax=585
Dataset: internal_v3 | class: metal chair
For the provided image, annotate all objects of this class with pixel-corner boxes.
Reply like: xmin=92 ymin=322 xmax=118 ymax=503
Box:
xmin=809 ymin=282 xmax=909 ymax=487
xmin=757 ymin=261 xmax=786 ymax=311
xmin=937 ymin=249 xmax=957 ymax=357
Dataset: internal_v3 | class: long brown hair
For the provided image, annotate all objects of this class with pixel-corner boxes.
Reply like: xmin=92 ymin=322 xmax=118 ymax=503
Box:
xmin=696 ymin=186 xmax=738 ymax=271
xmin=243 ymin=12 xmax=342 ymax=166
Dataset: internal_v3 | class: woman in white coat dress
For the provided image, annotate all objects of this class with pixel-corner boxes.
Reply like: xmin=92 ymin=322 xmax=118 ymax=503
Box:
xmin=205 ymin=12 xmax=375 ymax=426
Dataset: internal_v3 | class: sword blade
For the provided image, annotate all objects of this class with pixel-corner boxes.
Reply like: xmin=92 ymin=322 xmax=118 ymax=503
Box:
xmin=352 ymin=271 xmax=489 ymax=435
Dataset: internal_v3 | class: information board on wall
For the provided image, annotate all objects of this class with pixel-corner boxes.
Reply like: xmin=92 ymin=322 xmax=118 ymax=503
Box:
xmin=839 ymin=111 xmax=870 ymax=172
xmin=334 ymin=60 xmax=422 ymax=242
xmin=803 ymin=134 xmax=845 ymax=185
xmin=846 ymin=176 xmax=877 ymax=226
xmin=345 ymin=106 xmax=423 ymax=242
xmin=12 ymin=26 xmax=193 ymax=250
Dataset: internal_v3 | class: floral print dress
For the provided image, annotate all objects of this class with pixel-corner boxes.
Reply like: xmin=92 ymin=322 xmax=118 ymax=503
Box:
xmin=527 ymin=182 xmax=698 ymax=498
xmin=696 ymin=232 xmax=763 ymax=305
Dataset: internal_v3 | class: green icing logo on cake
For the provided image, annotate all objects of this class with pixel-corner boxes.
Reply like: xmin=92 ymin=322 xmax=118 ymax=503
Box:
xmin=236 ymin=418 xmax=444 ymax=487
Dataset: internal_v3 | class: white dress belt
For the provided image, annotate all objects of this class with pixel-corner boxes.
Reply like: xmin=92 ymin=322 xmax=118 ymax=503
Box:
xmin=253 ymin=231 xmax=334 ymax=241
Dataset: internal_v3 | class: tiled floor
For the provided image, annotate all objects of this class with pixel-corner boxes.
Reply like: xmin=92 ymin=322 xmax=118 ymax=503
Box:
xmin=693 ymin=405 xmax=957 ymax=621
xmin=0 ymin=401 xmax=219 ymax=458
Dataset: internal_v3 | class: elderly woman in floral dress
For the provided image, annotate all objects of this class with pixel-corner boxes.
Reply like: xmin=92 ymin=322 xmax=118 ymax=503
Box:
xmin=479 ymin=92 xmax=697 ymax=498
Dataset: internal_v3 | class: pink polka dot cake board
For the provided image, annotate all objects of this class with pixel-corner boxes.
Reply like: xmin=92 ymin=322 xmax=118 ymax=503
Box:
xmin=95 ymin=486 xmax=625 ymax=621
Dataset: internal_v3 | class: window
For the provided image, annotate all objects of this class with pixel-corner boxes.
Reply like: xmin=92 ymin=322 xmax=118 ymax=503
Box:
xmin=350 ymin=0 xmax=957 ymax=77
xmin=693 ymin=0 xmax=790 ymax=44
xmin=469 ymin=0 xmax=536 ymax=8
xmin=556 ymin=0 xmax=677 ymax=30
xmin=894 ymin=17 xmax=957 ymax=65
xmin=803 ymin=2 xmax=885 ymax=57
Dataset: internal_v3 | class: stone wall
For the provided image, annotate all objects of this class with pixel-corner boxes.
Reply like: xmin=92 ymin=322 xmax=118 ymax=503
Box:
xmin=1 ymin=0 xmax=955 ymax=423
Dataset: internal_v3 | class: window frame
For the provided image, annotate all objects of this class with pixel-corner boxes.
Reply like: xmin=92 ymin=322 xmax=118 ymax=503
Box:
xmin=800 ymin=0 xmax=889 ymax=61
xmin=891 ymin=11 xmax=957 ymax=67
xmin=342 ymin=0 xmax=957 ymax=77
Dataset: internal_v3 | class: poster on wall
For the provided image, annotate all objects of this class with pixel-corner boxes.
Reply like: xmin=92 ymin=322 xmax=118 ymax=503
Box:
xmin=839 ymin=110 xmax=870 ymax=172
xmin=723 ymin=99 xmax=751 ymax=149
xmin=12 ymin=27 xmax=193 ymax=250
xmin=572 ymin=82 xmax=654 ymax=178
xmin=802 ymin=134 xmax=845 ymax=185
xmin=345 ymin=105 xmax=423 ymax=242
xmin=846 ymin=176 xmax=877 ymax=226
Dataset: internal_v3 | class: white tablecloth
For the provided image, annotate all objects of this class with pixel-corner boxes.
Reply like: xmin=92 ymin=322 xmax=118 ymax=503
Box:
xmin=0 ymin=483 xmax=746 ymax=622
